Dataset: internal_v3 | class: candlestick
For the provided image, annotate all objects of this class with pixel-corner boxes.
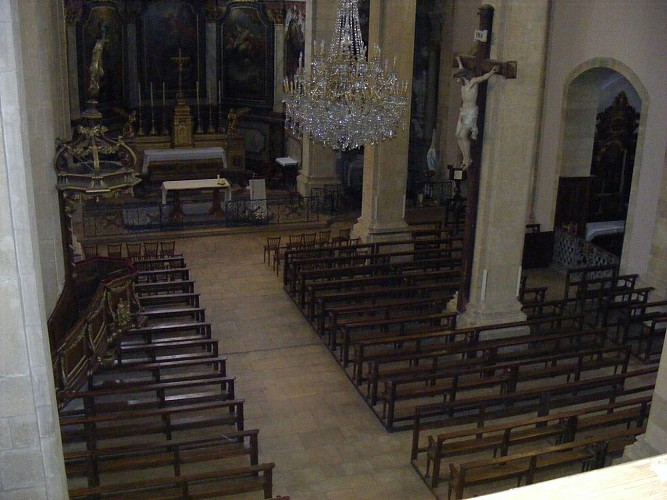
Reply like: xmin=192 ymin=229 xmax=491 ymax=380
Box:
xmin=136 ymin=82 xmax=144 ymax=136
xmin=162 ymin=82 xmax=166 ymax=107
xmin=195 ymin=80 xmax=202 ymax=134
xmin=161 ymin=82 xmax=168 ymax=136
xmin=196 ymin=80 xmax=199 ymax=106
xmin=149 ymin=82 xmax=157 ymax=135
xmin=218 ymin=80 xmax=221 ymax=104
xmin=150 ymin=82 xmax=154 ymax=107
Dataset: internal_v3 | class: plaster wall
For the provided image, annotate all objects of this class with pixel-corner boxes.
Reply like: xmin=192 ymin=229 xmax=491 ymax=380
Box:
xmin=535 ymin=0 xmax=667 ymax=277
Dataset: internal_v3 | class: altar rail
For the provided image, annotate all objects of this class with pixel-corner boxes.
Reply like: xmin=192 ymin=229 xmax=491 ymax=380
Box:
xmin=553 ymin=226 xmax=619 ymax=270
xmin=82 ymin=195 xmax=323 ymax=237
xmin=48 ymin=258 xmax=141 ymax=407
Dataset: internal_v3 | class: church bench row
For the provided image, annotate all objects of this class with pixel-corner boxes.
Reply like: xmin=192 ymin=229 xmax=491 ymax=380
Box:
xmin=138 ymin=291 xmax=200 ymax=308
xmin=639 ymin=313 xmax=667 ymax=362
xmin=136 ymin=305 xmax=207 ymax=324
xmin=123 ymin=320 xmax=212 ymax=344
xmin=65 ymin=428 xmax=259 ymax=486
xmin=60 ymin=398 xmax=246 ymax=447
xmin=408 ymin=365 xmax=657 ymax=435
xmin=379 ymin=342 xmax=629 ymax=432
xmin=133 ymin=279 xmax=197 ymax=296
xmin=280 ymin=234 xmax=463 ymax=284
xmin=115 ymin=336 xmax=219 ymax=365
xmin=337 ymin=310 xmax=459 ymax=368
xmin=68 ymin=462 xmax=275 ymax=500
xmin=295 ymin=255 xmax=463 ymax=309
xmin=310 ymin=269 xmax=461 ymax=326
xmin=568 ymin=272 xmax=638 ymax=310
xmin=365 ymin=338 xmax=622 ymax=408
xmin=90 ymin=356 xmax=228 ymax=390
xmin=58 ymin=374 xmax=236 ymax=418
xmin=283 ymin=240 xmax=463 ymax=293
xmin=324 ymin=296 xmax=451 ymax=340
xmin=132 ymin=255 xmax=186 ymax=271
xmin=563 ymin=263 xmax=620 ymax=301
xmin=134 ymin=267 xmax=191 ymax=283
xmin=352 ymin=313 xmax=588 ymax=391
xmin=596 ymin=285 xmax=654 ymax=329
xmin=420 ymin=395 xmax=651 ymax=489
xmin=445 ymin=426 xmax=644 ymax=500
xmin=612 ymin=298 xmax=667 ymax=345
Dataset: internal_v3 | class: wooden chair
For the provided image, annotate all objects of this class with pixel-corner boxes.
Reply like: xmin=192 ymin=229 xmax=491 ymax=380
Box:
xmin=160 ymin=240 xmax=176 ymax=257
xmin=143 ymin=242 xmax=159 ymax=260
xmin=302 ymin=232 xmax=317 ymax=248
xmin=287 ymin=234 xmax=304 ymax=250
xmin=106 ymin=243 xmax=122 ymax=259
xmin=126 ymin=242 xmax=142 ymax=260
xmin=331 ymin=228 xmax=351 ymax=245
xmin=81 ymin=243 xmax=98 ymax=259
xmin=316 ymin=230 xmax=331 ymax=246
xmin=264 ymin=236 xmax=281 ymax=266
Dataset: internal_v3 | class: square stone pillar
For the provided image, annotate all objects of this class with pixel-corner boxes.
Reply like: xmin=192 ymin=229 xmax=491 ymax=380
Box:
xmin=457 ymin=0 xmax=550 ymax=329
xmin=352 ymin=0 xmax=416 ymax=243
xmin=297 ymin=137 xmax=339 ymax=197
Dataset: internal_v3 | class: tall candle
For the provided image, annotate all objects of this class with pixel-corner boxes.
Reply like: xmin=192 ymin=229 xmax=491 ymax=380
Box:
xmin=218 ymin=81 xmax=221 ymax=104
xmin=138 ymin=82 xmax=141 ymax=103
xmin=196 ymin=80 xmax=199 ymax=106
xmin=150 ymin=82 xmax=154 ymax=107
xmin=162 ymin=82 xmax=166 ymax=107
xmin=209 ymin=82 xmax=213 ymax=104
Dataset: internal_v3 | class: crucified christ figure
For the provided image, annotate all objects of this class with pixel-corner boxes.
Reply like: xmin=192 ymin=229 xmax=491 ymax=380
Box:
xmin=454 ymin=56 xmax=500 ymax=170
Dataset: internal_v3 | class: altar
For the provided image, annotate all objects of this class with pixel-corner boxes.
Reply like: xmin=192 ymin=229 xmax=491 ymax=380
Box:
xmin=161 ymin=177 xmax=231 ymax=220
xmin=143 ymin=147 xmax=227 ymax=174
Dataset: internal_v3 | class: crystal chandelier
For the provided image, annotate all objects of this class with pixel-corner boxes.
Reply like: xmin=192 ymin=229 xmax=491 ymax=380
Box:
xmin=283 ymin=0 xmax=409 ymax=151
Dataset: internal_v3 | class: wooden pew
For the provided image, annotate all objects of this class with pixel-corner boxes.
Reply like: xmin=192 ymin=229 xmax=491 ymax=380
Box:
xmin=446 ymin=427 xmax=644 ymax=500
xmin=68 ymin=462 xmax=275 ymax=499
xmin=59 ymin=375 xmax=236 ymax=416
xmin=133 ymin=279 xmax=196 ymax=296
xmin=422 ymin=396 xmax=651 ymax=489
xmin=137 ymin=305 xmax=206 ymax=324
xmin=380 ymin=343 xmax=629 ymax=431
xmin=60 ymin=398 xmax=246 ymax=447
xmin=123 ymin=320 xmax=212 ymax=344
xmin=115 ymin=337 xmax=219 ymax=364
xmin=409 ymin=365 xmax=656 ymax=435
xmin=338 ymin=310 xmax=458 ymax=367
xmin=132 ymin=255 xmax=186 ymax=271
xmin=65 ymin=429 xmax=260 ymax=486
xmin=138 ymin=291 xmax=200 ymax=308
xmin=90 ymin=356 xmax=228 ymax=389
xmin=563 ymin=263 xmax=619 ymax=301
xmin=134 ymin=267 xmax=191 ymax=283
xmin=639 ymin=314 xmax=667 ymax=362
xmin=612 ymin=299 xmax=667 ymax=345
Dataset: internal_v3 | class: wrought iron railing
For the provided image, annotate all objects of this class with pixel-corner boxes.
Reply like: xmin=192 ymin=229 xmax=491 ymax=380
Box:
xmin=82 ymin=195 xmax=323 ymax=237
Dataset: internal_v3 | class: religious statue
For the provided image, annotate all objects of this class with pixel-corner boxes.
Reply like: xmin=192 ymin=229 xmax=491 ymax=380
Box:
xmin=227 ymin=107 xmax=250 ymax=133
xmin=454 ymin=56 xmax=500 ymax=170
xmin=121 ymin=111 xmax=137 ymax=139
xmin=88 ymin=35 xmax=107 ymax=99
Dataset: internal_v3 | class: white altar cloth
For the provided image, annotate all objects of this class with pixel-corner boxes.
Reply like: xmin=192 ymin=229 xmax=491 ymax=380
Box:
xmin=585 ymin=220 xmax=625 ymax=241
xmin=142 ymin=147 xmax=227 ymax=174
xmin=161 ymin=178 xmax=231 ymax=205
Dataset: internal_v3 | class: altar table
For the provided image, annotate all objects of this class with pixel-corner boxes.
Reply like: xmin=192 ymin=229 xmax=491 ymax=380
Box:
xmin=142 ymin=147 xmax=227 ymax=174
xmin=585 ymin=220 xmax=625 ymax=241
xmin=161 ymin=178 xmax=231 ymax=220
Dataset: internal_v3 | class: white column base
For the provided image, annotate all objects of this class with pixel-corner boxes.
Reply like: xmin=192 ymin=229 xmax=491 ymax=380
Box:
xmin=296 ymin=174 xmax=341 ymax=198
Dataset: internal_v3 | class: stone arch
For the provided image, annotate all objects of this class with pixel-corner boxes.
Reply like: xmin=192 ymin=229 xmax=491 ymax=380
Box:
xmin=557 ymin=58 xmax=648 ymax=263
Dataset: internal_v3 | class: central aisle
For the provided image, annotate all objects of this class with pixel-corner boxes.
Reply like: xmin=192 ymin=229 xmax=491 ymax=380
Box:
xmin=177 ymin=231 xmax=435 ymax=499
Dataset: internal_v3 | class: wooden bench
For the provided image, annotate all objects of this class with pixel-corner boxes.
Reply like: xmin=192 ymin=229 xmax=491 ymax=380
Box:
xmin=639 ymin=313 xmax=667 ymax=362
xmin=133 ymin=279 xmax=196 ymax=296
xmin=423 ymin=396 xmax=651 ymax=488
xmin=59 ymin=375 xmax=236 ymax=416
xmin=123 ymin=321 xmax=212 ymax=344
xmin=65 ymin=429 xmax=260 ymax=486
xmin=380 ymin=343 xmax=628 ymax=432
xmin=138 ymin=291 xmax=200 ymax=308
xmin=115 ymin=337 xmax=219 ymax=364
xmin=132 ymin=255 xmax=186 ymax=271
xmin=60 ymin=398 xmax=246 ymax=447
xmin=612 ymin=299 xmax=667 ymax=345
xmin=68 ymin=462 xmax=275 ymax=499
xmin=446 ymin=427 xmax=644 ymax=500
xmin=135 ymin=267 xmax=191 ymax=283
xmin=563 ymin=263 xmax=619 ymax=301
xmin=90 ymin=356 xmax=228 ymax=389
xmin=137 ymin=306 xmax=206 ymax=324
xmin=338 ymin=310 xmax=458 ymax=367
xmin=410 ymin=366 xmax=656 ymax=436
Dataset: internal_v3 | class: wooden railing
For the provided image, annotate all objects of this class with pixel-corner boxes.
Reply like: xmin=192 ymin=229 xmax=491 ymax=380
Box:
xmin=48 ymin=257 xmax=141 ymax=408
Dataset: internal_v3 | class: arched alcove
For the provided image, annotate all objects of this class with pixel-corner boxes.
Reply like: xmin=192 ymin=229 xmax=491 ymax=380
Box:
xmin=555 ymin=60 xmax=647 ymax=260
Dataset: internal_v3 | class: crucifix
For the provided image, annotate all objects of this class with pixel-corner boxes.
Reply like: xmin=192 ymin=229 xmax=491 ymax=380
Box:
xmin=454 ymin=5 xmax=517 ymax=311
xmin=170 ymin=48 xmax=190 ymax=98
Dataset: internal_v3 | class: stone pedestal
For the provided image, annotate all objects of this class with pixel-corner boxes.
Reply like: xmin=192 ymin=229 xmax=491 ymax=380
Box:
xmin=297 ymin=138 xmax=340 ymax=197
xmin=172 ymin=97 xmax=194 ymax=148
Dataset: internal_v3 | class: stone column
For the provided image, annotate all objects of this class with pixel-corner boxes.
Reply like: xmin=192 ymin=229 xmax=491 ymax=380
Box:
xmin=457 ymin=0 xmax=550 ymax=331
xmin=296 ymin=0 xmax=340 ymax=197
xmin=0 ymin=0 xmax=69 ymax=497
xmin=352 ymin=0 xmax=416 ymax=243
